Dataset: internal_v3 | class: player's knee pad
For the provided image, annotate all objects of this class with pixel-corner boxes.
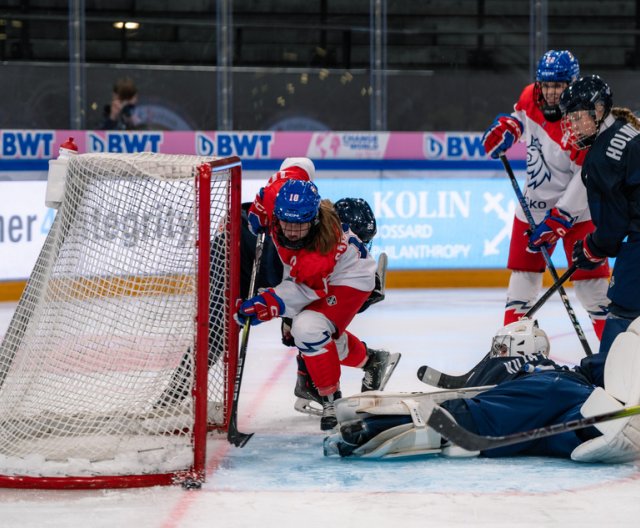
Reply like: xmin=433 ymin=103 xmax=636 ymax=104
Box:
xmin=504 ymin=271 xmax=543 ymax=322
xmin=506 ymin=271 xmax=543 ymax=305
xmin=290 ymin=310 xmax=335 ymax=354
xmin=573 ymin=279 xmax=610 ymax=318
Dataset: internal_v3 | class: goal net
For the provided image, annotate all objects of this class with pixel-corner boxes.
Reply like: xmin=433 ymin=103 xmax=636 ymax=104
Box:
xmin=0 ymin=153 xmax=241 ymax=488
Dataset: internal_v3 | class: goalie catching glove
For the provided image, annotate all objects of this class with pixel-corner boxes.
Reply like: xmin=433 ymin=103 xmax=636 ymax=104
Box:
xmin=528 ymin=207 xmax=574 ymax=250
xmin=235 ymin=288 xmax=285 ymax=326
xmin=572 ymin=235 xmax=607 ymax=270
xmin=481 ymin=114 xmax=524 ymax=159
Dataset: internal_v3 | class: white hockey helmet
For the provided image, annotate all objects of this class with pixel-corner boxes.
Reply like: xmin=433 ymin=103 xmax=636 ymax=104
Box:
xmin=490 ymin=319 xmax=550 ymax=358
xmin=279 ymin=157 xmax=316 ymax=180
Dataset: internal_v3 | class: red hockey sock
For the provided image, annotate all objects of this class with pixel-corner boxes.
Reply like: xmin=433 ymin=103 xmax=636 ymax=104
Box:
xmin=592 ymin=318 xmax=606 ymax=340
xmin=303 ymin=342 xmax=341 ymax=396
xmin=339 ymin=332 xmax=368 ymax=368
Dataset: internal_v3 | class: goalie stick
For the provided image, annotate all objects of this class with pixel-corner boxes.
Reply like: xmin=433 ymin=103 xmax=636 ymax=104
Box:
xmin=499 ymin=153 xmax=592 ymax=357
xmin=416 ymin=264 xmax=579 ymax=390
xmin=417 ymin=352 xmax=491 ymax=389
xmin=427 ymin=401 xmax=640 ymax=452
xmin=227 ymin=232 xmax=265 ymax=448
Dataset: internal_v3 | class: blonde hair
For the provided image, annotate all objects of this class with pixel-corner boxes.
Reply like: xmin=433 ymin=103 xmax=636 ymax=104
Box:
xmin=612 ymin=107 xmax=640 ymax=128
xmin=311 ymin=200 xmax=342 ymax=254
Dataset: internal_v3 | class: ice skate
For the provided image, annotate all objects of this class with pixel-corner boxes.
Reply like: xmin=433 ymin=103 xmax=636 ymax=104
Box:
xmin=361 ymin=347 xmax=401 ymax=392
xmin=293 ymin=371 xmax=323 ymax=417
xmin=293 ymin=354 xmax=323 ymax=416
xmin=320 ymin=391 xmax=342 ymax=431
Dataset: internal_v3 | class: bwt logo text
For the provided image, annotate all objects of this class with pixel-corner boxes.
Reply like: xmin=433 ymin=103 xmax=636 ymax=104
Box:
xmin=197 ymin=133 xmax=273 ymax=157
xmin=89 ymin=133 xmax=163 ymax=153
xmin=423 ymin=133 xmax=485 ymax=159
xmin=1 ymin=131 xmax=55 ymax=158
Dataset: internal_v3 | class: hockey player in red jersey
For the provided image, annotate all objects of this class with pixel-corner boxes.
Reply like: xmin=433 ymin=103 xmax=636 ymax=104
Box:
xmin=237 ymin=158 xmax=400 ymax=431
xmin=481 ymin=50 xmax=610 ymax=338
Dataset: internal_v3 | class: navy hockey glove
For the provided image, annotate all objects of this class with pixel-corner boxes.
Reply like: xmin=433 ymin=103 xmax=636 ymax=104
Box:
xmin=235 ymin=288 xmax=285 ymax=326
xmin=481 ymin=114 xmax=524 ymax=159
xmin=247 ymin=209 xmax=267 ymax=236
xmin=572 ymin=235 xmax=607 ymax=270
xmin=528 ymin=208 xmax=574 ymax=251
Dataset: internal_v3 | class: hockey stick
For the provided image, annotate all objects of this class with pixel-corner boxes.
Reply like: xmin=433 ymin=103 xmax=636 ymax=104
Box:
xmin=499 ymin=154 xmax=592 ymax=356
xmin=417 ymin=263 xmax=580 ymax=390
xmin=523 ymin=263 xmax=578 ymax=319
xmin=417 ymin=352 xmax=491 ymax=389
xmin=227 ymin=232 xmax=265 ymax=447
xmin=427 ymin=401 xmax=640 ymax=452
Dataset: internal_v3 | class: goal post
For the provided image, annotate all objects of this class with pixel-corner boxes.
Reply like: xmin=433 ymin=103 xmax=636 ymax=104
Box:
xmin=0 ymin=153 xmax=241 ymax=489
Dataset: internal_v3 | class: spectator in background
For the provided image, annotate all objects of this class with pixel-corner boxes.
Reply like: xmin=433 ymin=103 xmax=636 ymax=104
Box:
xmin=101 ymin=77 xmax=139 ymax=130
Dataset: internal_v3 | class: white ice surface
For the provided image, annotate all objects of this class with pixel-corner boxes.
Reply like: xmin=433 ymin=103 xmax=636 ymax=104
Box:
xmin=1 ymin=288 xmax=639 ymax=528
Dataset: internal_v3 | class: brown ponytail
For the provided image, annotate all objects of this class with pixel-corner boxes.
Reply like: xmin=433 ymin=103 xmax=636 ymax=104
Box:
xmin=612 ymin=107 xmax=640 ymax=128
xmin=311 ymin=200 xmax=342 ymax=254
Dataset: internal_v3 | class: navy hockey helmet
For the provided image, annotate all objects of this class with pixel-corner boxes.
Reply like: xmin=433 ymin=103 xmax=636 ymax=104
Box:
xmin=534 ymin=50 xmax=580 ymax=122
xmin=490 ymin=319 xmax=550 ymax=358
xmin=559 ymin=75 xmax=613 ymax=149
xmin=334 ymin=198 xmax=377 ymax=245
xmin=274 ymin=179 xmax=321 ymax=249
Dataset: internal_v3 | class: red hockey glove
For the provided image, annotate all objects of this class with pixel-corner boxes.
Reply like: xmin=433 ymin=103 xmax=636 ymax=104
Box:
xmin=572 ymin=235 xmax=607 ymax=270
xmin=482 ymin=114 xmax=524 ymax=159
xmin=528 ymin=208 xmax=574 ymax=251
xmin=235 ymin=288 xmax=285 ymax=326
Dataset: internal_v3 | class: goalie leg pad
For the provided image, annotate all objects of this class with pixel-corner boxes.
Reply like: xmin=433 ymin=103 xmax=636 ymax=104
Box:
xmin=334 ymin=386 xmax=495 ymax=424
xmin=326 ymin=396 xmax=483 ymax=459
xmin=572 ymin=319 xmax=640 ymax=463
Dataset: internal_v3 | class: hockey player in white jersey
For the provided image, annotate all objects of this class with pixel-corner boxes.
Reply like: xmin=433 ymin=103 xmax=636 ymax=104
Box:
xmin=481 ymin=50 xmax=610 ymax=338
xmin=237 ymin=160 xmax=400 ymax=431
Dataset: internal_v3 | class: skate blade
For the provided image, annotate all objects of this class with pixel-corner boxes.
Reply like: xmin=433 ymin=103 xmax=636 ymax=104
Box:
xmin=294 ymin=397 xmax=323 ymax=417
xmin=378 ymin=352 xmax=401 ymax=391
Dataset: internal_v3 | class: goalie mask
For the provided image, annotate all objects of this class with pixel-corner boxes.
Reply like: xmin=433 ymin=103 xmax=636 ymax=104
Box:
xmin=274 ymin=179 xmax=321 ymax=250
xmin=333 ymin=198 xmax=377 ymax=249
xmin=534 ymin=50 xmax=580 ymax=122
xmin=490 ymin=319 xmax=550 ymax=358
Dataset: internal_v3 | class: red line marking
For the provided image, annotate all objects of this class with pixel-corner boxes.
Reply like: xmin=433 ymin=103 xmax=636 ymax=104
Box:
xmin=160 ymin=347 xmax=296 ymax=528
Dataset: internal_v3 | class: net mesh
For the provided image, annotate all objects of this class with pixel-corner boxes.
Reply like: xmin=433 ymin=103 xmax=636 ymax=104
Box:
xmin=0 ymin=153 xmax=234 ymax=478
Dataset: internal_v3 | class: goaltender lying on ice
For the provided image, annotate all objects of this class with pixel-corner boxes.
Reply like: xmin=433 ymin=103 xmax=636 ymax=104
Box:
xmin=324 ymin=316 xmax=640 ymax=464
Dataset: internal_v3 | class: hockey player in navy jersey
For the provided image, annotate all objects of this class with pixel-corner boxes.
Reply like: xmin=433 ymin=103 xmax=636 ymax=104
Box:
xmin=559 ymin=75 xmax=640 ymax=382
xmin=324 ymin=318 xmax=640 ymax=463
xmin=481 ymin=50 xmax=610 ymax=337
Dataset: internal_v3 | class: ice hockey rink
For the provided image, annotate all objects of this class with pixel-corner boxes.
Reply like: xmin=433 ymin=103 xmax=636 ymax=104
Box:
xmin=1 ymin=287 xmax=640 ymax=528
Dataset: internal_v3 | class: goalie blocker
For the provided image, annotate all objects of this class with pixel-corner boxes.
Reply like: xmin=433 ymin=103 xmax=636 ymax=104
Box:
xmin=325 ymin=317 xmax=640 ymax=463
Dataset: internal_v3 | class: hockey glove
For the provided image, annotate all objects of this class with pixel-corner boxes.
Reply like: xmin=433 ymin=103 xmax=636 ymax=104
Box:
xmin=528 ymin=207 xmax=574 ymax=251
xmin=572 ymin=235 xmax=607 ymax=270
xmin=481 ymin=114 xmax=524 ymax=159
xmin=281 ymin=317 xmax=295 ymax=347
xmin=235 ymin=288 xmax=285 ymax=326
xmin=247 ymin=209 xmax=267 ymax=236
